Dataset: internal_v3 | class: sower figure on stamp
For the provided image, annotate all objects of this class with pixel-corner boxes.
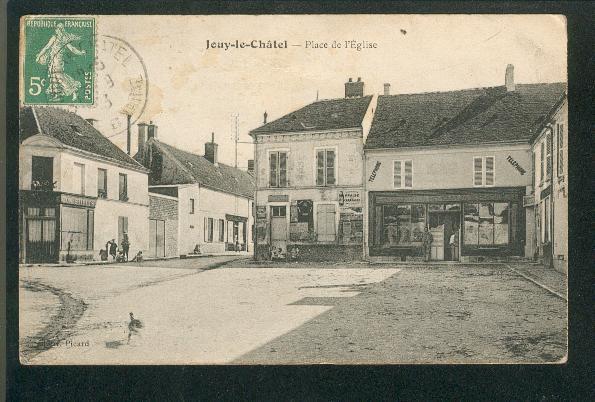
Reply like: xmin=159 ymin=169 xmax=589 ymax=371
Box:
xmin=422 ymin=227 xmax=433 ymax=262
xmin=35 ymin=23 xmax=86 ymax=101
xmin=121 ymin=232 xmax=130 ymax=261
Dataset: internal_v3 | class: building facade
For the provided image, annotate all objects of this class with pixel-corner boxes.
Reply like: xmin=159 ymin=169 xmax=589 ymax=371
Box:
xmin=363 ymin=68 xmax=566 ymax=262
xmin=19 ymin=107 xmax=150 ymax=263
xmin=531 ymin=95 xmax=568 ymax=273
xmin=135 ymin=124 xmax=254 ymax=256
xmin=250 ymin=78 xmax=375 ymax=261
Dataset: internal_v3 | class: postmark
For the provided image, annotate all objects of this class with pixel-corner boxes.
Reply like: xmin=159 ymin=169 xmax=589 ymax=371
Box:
xmin=23 ymin=16 xmax=95 ymax=104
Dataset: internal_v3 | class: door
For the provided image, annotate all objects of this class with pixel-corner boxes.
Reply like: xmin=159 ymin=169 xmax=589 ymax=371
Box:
xmin=316 ymin=204 xmax=336 ymax=242
xmin=26 ymin=218 xmax=56 ymax=263
xmin=149 ymin=219 xmax=165 ymax=257
xmin=270 ymin=206 xmax=287 ymax=259
xmin=444 ymin=212 xmax=461 ymax=261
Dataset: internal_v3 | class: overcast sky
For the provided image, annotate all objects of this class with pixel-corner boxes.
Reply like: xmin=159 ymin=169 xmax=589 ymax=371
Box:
xmin=68 ymin=15 xmax=566 ymax=167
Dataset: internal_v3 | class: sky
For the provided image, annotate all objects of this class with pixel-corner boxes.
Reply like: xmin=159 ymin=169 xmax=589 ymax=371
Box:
xmin=50 ymin=14 xmax=567 ymax=168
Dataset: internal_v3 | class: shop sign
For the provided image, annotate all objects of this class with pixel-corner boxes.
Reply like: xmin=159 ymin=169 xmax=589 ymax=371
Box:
xmin=368 ymin=161 xmax=381 ymax=182
xmin=506 ymin=155 xmax=526 ymax=175
xmin=268 ymin=194 xmax=288 ymax=202
xmin=338 ymin=190 xmax=362 ymax=207
xmin=59 ymin=193 xmax=96 ymax=208
xmin=256 ymin=206 xmax=267 ymax=219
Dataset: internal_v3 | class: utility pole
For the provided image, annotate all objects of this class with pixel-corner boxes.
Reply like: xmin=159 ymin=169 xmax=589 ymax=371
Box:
xmin=231 ymin=113 xmax=240 ymax=168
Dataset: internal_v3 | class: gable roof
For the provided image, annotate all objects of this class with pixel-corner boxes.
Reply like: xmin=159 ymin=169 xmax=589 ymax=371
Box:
xmin=20 ymin=106 xmax=145 ymax=170
xmin=250 ymin=95 xmax=373 ymax=135
xmin=138 ymin=139 xmax=255 ymax=199
xmin=365 ymin=83 xmax=567 ymax=149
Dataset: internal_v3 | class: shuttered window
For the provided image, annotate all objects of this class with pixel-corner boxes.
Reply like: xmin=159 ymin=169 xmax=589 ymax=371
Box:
xmin=393 ymin=160 xmax=412 ymax=189
xmin=269 ymin=151 xmax=288 ymax=187
xmin=473 ymin=156 xmax=495 ymax=187
xmin=316 ymin=204 xmax=336 ymax=242
xmin=539 ymin=142 xmax=545 ymax=184
xmin=316 ymin=149 xmax=336 ymax=186
xmin=485 ymin=156 xmax=494 ymax=186
xmin=119 ymin=173 xmax=128 ymax=201
xmin=557 ymin=123 xmax=564 ymax=177
xmin=473 ymin=157 xmax=483 ymax=186
xmin=546 ymin=132 xmax=552 ymax=179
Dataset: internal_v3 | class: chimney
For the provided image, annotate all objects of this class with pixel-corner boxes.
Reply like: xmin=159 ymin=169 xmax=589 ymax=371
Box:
xmin=205 ymin=132 xmax=218 ymax=166
xmin=85 ymin=118 xmax=98 ymax=127
xmin=137 ymin=122 xmax=148 ymax=155
xmin=345 ymin=77 xmax=364 ymax=98
xmin=505 ymin=64 xmax=515 ymax=92
xmin=247 ymin=159 xmax=255 ymax=174
xmin=383 ymin=83 xmax=391 ymax=96
xmin=263 ymin=111 xmax=268 ymax=124
xmin=126 ymin=114 xmax=131 ymax=155
xmin=147 ymin=121 xmax=158 ymax=140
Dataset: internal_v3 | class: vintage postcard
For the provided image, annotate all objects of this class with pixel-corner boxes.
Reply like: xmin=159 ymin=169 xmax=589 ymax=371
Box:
xmin=17 ymin=14 xmax=568 ymax=365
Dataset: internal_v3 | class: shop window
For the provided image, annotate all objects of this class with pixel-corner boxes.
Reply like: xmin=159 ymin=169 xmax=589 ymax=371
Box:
xmin=269 ymin=151 xmax=288 ymax=187
xmin=463 ymin=202 xmax=509 ymax=246
xmin=316 ymin=149 xmax=336 ymax=186
xmin=31 ymin=156 xmax=54 ymax=191
xmin=316 ymin=204 xmax=336 ymax=242
xmin=119 ymin=173 xmax=128 ymax=201
xmin=218 ymin=219 xmax=225 ymax=242
xmin=72 ymin=163 xmax=85 ymax=195
xmin=473 ymin=157 xmax=494 ymax=187
xmin=382 ymin=204 xmax=425 ymax=246
xmin=557 ymin=123 xmax=564 ymax=177
xmin=393 ymin=160 xmax=412 ymax=189
xmin=61 ymin=206 xmax=94 ymax=251
xmin=97 ymin=168 xmax=108 ymax=198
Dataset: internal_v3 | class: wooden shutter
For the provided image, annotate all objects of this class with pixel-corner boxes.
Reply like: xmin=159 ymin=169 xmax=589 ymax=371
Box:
xmin=558 ymin=124 xmax=564 ymax=176
xmin=473 ymin=157 xmax=483 ymax=186
xmin=404 ymin=160 xmax=412 ymax=188
xmin=269 ymin=152 xmax=278 ymax=187
xmin=279 ymin=152 xmax=287 ymax=187
xmin=546 ymin=133 xmax=552 ymax=178
xmin=485 ymin=157 xmax=494 ymax=186
xmin=326 ymin=150 xmax=336 ymax=185
xmin=316 ymin=150 xmax=325 ymax=186
xmin=394 ymin=160 xmax=402 ymax=188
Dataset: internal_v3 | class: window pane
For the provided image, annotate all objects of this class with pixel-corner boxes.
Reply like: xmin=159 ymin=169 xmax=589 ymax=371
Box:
xmin=269 ymin=153 xmax=278 ymax=187
xmin=404 ymin=160 xmax=412 ymax=187
xmin=279 ymin=152 xmax=287 ymax=187
xmin=411 ymin=204 xmax=425 ymax=242
xmin=478 ymin=203 xmax=494 ymax=245
xmin=464 ymin=203 xmax=479 ymax=245
xmin=326 ymin=150 xmax=335 ymax=185
xmin=119 ymin=174 xmax=128 ymax=200
xmin=316 ymin=151 xmax=325 ymax=186
xmin=485 ymin=157 xmax=494 ymax=186
xmin=473 ymin=157 xmax=483 ymax=186
xmin=97 ymin=169 xmax=107 ymax=196
xmin=393 ymin=161 xmax=402 ymax=188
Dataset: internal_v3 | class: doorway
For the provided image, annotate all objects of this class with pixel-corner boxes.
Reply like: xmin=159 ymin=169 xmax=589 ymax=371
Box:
xmin=26 ymin=217 xmax=57 ymax=263
xmin=428 ymin=204 xmax=461 ymax=261
xmin=270 ymin=205 xmax=287 ymax=259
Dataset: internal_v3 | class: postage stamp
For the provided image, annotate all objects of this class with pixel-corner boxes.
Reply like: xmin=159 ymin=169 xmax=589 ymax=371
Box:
xmin=22 ymin=16 xmax=95 ymax=104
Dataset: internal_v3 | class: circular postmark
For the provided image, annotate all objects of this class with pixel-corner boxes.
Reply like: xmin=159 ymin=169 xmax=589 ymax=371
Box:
xmin=72 ymin=34 xmax=149 ymax=139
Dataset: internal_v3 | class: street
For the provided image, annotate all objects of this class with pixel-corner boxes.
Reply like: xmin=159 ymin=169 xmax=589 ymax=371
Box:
xmin=19 ymin=257 xmax=567 ymax=364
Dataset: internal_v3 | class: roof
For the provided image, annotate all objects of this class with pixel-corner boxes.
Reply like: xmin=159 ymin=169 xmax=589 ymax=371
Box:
xmin=139 ymin=139 xmax=255 ymax=199
xmin=20 ymin=106 xmax=145 ymax=170
xmin=250 ymin=95 xmax=373 ymax=135
xmin=365 ymin=83 xmax=567 ymax=149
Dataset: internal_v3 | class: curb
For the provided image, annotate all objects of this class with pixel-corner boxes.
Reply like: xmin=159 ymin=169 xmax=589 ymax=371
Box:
xmin=504 ymin=263 xmax=567 ymax=301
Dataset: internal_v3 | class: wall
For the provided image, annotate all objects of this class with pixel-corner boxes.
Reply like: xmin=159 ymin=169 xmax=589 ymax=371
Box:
xmin=149 ymin=193 xmax=179 ymax=258
xmin=365 ymin=143 xmax=532 ymax=192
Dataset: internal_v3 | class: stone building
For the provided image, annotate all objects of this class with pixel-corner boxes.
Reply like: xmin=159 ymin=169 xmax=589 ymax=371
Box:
xmin=363 ymin=66 xmax=566 ymax=262
xmin=249 ymin=78 xmax=376 ymax=261
xmin=530 ymin=93 xmax=568 ymax=273
xmin=19 ymin=106 xmax=150 ymax=263
xmin=135 ymin=124 xmax=254 ymax=256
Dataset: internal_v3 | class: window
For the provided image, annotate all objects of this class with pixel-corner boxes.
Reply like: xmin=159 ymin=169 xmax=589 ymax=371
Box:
xmin=557 ymin=123 xmax=564 ymax=177
xmin=118 ymin=173 xmax=128 ymax=201
xmin=546 ymin=132 xmax=552 ymax=180
xmin=118 ymin=216 xmax=128 ymax=246
xmin=218 ymin=219 xmax=225 ymax=242
xmin=393 ymin=160 xmax=412 ymax=189
xmin=316 ymin=149 xmax=336 ymax=186
xmin=269 ymin=151 xmax=288 ymax=187
xmin=190 ymin=198 xmax=195 ymax=214
xmin=204 ymin=217 xmax=214 ymax=242
xmin=463 ymin=202 xmax=509 ymax=246
xmin=382 ymin=204 xmax=425 ymax=246
xmin=31 ymin=156 xmax=54 ymax=191
xmin=97 ymin=168 xmax=107 ymax=198
xmin=73 ymin=163 xmax=85 ymax=195
xmin=316 ymin=204 xmax=336 ymax=242
xmin=539 ymin=142 xmax=545 ymax=184
xmin=473 ymin=156 xmax=494 ymax=187
xmin=271 ymin=206 xmax=286 ymax=217
xmin=61 ymin=206 xmax=94 ymax=251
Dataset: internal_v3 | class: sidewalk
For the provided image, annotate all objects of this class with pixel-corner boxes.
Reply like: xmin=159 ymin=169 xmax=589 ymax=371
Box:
xmin=505 ymin=262 xmax=568 ymax=300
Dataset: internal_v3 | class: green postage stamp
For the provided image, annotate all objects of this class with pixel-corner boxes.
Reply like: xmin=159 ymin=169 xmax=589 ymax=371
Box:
xmin=22 ymin=17 xmax=95 ymax=104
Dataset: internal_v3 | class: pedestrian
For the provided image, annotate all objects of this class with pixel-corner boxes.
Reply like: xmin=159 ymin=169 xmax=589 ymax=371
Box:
xmin=422 ymin=227 xmax=433 ymax=262
xmin=109 ymin=238 xmax=118 ymax=260
xmin=121 ymin=232 xmax=130 ymax=261
xmin=449 ymin=225 xmax=459 ymax=261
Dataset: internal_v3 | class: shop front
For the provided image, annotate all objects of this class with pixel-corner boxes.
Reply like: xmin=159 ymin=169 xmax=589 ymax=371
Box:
xmin=225 ymin=214 xmax=248 ymax=251
xmin=368 ymin=188 xmax=525 ymax=260
xmin=20 ymin=191 xmax=97 ymax=263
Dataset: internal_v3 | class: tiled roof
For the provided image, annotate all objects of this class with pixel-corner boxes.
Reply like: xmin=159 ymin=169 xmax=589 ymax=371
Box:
xmin=142 ymin=139 xmax=255 ymax=199
xmin=20 ymin=106 xmax=145 ymax=169
xmin=250 ymin=95 xmax=373 ymax=135
xmin=365 ymin=83 xmax=567 ymax=149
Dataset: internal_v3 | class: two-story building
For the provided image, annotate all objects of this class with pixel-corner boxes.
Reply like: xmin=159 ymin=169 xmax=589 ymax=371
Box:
xmin=250 ymin=78 xmax=376 ymax=260
xmin=363 ymin=66 xmax=566 ymax=262
xmin=19 ymin=106 xmax=150 ymax=263
xmin=531 ymin=93 xmax=568 ymax=273
xmin=134 ymin=124 xmax=254 ymax=256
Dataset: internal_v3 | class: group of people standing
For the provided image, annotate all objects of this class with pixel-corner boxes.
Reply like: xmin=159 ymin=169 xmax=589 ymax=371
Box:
xmin=100 ymin=233 xmax=130 ymax=262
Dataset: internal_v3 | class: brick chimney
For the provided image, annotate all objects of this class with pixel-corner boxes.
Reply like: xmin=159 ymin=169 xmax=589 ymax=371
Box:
xmin=263 ymin=111 xmax=268 ymax=124
xmin=345 ymin=77 xmax=364 ymax=98
xmin=205 ymin=132 xmax=218 ymax=166
xmin=505 ymin=64 xmax=515 ymax=92
xmin=247 ymin=159 xmax=255 ymax=174
xmin=383 ymin=83 xmax=391 ymax=96
xmin=147 ymin=121 xmax=158 ymax=140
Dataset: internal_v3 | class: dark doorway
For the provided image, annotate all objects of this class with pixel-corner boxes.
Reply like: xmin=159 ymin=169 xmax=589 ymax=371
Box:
xmin=428 ymin=204 xmax=461 ymax=261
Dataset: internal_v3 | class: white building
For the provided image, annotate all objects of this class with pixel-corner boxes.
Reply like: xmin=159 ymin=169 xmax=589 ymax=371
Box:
xmin=19 ymin=106 xmax=150 ymax=263
xmin=135 ymin=124 xmax=254 ymax=255
xmin=531 ymin=94 xmax=568 ymax=273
